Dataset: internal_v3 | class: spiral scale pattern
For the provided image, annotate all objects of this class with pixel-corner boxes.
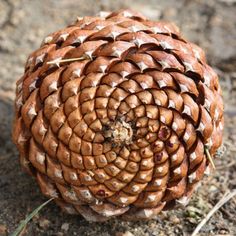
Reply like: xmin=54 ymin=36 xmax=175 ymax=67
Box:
xmin=13 ymin=9 xmax=224 ymax=221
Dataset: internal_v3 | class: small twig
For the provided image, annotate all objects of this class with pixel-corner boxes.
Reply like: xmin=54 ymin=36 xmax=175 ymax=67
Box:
xmin=205 ymin=148 xmax=216 ymax=170
xmin=46 ymin=56 xmax=87 ymax=66
xmin=191 ymin=189 xmax=236 ymax=236
xmin=11 ymin=198 xmax=54 ymax=236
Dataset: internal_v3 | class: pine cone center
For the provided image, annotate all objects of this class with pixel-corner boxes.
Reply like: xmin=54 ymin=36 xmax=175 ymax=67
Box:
xmin=104 ymin=120 xmax=133 ymax=146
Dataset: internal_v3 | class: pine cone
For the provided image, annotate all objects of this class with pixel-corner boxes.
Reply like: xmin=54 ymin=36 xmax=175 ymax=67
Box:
xmin=12 ymin=9 xmax=224 ymax=221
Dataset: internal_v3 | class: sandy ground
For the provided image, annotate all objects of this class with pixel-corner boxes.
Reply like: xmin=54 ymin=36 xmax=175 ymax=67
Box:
xmin=0 ymin=0 xmax=236 ymax=235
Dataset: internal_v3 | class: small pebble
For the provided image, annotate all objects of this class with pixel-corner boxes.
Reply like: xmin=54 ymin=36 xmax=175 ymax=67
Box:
xmin=39 ymin=218 xmax=51 ymax=229
xmin=169 ymin=215 xmax=181 ymax=224
xmin=57 ymin=232 xmax=64 ymax=236
xmin=209 ymin=185 xmax=218 ymax=192
xmin=61 ymin=222 xmax=70 ymax=231
xmin=219 ymin=229 xmax=230 ymax=234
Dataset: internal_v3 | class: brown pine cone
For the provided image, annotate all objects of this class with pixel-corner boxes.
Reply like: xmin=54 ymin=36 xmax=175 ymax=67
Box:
xmin=12 ymin=9 xmax=224 ymax=221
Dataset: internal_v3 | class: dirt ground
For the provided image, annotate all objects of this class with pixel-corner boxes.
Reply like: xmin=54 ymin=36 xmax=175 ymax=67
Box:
xmin=0 ymin=0 xmax=236 ymax=235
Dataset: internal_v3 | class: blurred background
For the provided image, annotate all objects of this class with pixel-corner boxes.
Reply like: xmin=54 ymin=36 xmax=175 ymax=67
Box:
xmin=0 ymin=0 xmax=235 ymax=235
